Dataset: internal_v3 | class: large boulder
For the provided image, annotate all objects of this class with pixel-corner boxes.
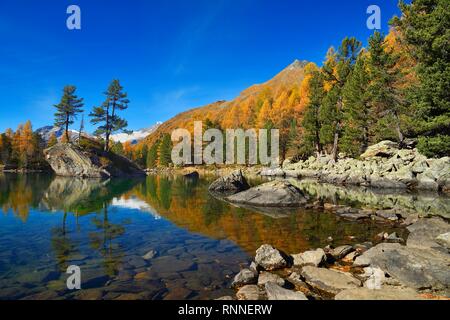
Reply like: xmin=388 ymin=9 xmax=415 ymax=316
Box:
xmin=300 ymin=266 xmax=361 ymax=295
xmin=406 ymin=217 xmax=450 ymax=249
xmin=353 ymin=243 xmax=450 ymax=292
xmin=226 ymin=181 xmax=309 ymax=207
xmin=255 ymin=244 xmax=288 ymax=270
xmin=360 ymin=141 xmax=399 ymax=160
xmin=44 ymin=143 xmax=145 ymax=178
xmin=208 ymin=170 xmax=250 ymax=196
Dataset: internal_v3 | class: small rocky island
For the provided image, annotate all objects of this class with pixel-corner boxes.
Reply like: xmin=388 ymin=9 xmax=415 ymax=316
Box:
xmin=44 ymin=143 xmax=145 ymax=179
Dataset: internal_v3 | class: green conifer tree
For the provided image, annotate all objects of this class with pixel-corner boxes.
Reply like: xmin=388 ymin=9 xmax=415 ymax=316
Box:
xmin=90 ymin=80 xmax=130 ymax=152
xmin=54 ymin=86 xmax=84 ymax=143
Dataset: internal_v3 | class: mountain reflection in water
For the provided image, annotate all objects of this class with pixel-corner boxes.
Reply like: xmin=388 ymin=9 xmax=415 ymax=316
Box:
xmin=1 ymin=173 xmax=442 ymax=300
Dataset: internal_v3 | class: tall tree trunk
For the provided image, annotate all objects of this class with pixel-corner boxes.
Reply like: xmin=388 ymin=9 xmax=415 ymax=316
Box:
xmin=331 ymin=98 xmax=343 ymax=161
xmin=65 ymin=114 xmax=70 ymax=143
xmin=331 ymin=130 xmax=339 ymax=161
xmin=104 ymin=106 xmax=110 ymax=152
xmin=394 ymin=111 xmax=404 ymax=144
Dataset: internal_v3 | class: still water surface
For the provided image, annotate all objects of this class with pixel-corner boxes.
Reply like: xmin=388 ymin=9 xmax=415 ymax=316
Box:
xmin=0 ymin=173 xmax=407 ymax=300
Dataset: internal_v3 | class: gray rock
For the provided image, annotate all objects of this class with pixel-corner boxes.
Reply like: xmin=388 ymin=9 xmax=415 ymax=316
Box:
xmin=417 ymin=172 xmax=439 ymax=191
xmin=44 ymin=143 xmax=145 ymax=178
xmin=376 ymin=210 xmax=399 ymax=221
xmin=260 ymin=167 xmax=286 ymax=177
xmin=265 ymin=282 xmax=308 ymax=300
xmin=215 ymin=296 xmax=234 ymax=300
xmin=331 ymin=245 xmax=354 ymax=260
xmin=436 ymin=232 xmax=450 ymax=250
xmin=407 ymin=218 xmax=450 ymax=249
xmin=236 ymin=285 xmax=264 ymax=300
xmin=257 ymin=272 xmax=285 ymax=286
xmin=226 ymin=181 xmax=309 ymax=207
xmin=150 ymin=256 xmax=196 ymax=273
xmin=335 ymin=287 xmax=424 ymax=300
xmin=386 ymin=232 xmax=404 ymax=243
xmin=142 ymin=250 xmax=157 ymax=260
xmin=354 ymin=243 xmax=450 ymax=291
xmin=362 ymin=267 xmax=386 ymax=289
xmin=208 ymin=170 xmax=250 ymax=195
xmin=339 ymin=212 xmax=371 ymax=220
xmin=360 ymin=141 xmax=399 ymax=160
xmin=292 ymin=248 xmax=325 ymax=267
xmin=287 ymin=272 xmax=308 ymax=287
xmin=249 ymin=261 xmax=259 ymax=273
xmin=300 ymin=266 xmax=361 ymax=295
xmin=255 ymin=244 xmax=288 ymax=270
xmin=232 ymin=268 xmax=257 ymax=287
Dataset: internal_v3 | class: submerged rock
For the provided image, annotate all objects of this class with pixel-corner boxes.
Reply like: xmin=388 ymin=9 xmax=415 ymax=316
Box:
xmin=255 ymin=244 xmax=288 ymax=270
xmin=44 ymin=143 xmax=145 ymax=178
xmin=208 ymin=170 xmax=250 ymax=196
xmin=142 ymin=250 xmax=157 ymax=260
xmin=226 ymin=181 xmax=309 ymax=207
xmin=264 ymin=282 xmax=308 ymax=300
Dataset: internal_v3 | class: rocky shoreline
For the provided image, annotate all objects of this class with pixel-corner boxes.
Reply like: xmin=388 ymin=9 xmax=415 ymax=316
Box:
xmin=207 ymin=170 xmax=450 ymax=300
xmin=262 ymin=141 xmax=450 ymax=194
xmin=220 ymin=216 xmax=450 ymax=300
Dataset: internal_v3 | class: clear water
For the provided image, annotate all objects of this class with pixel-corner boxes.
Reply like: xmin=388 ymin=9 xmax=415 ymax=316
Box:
xmin=0 ymin=173 xmax=408 ymax=300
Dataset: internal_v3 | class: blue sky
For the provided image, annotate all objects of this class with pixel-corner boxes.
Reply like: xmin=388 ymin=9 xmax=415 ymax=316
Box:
xmin=0 ymin=0 xmax=402 ymax=133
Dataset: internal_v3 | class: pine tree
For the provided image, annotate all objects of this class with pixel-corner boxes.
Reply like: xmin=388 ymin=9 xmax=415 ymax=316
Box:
xmin=341 ymin=53 xmax=371 ymax=157
xmin=158 ymin=134 xmax=172 ymax=167
xmin=54 ymin=86 xmax=84 ymax=143
xmin=301 ymin=70 xmax=325 ymax=156
xmin=90 ymin=80 xmax=130 ymax=152
xmin=366 ymin=31 xmax=405 ymax=144
xmin=392 ymin=0 xmax=450 ymax=157
xmin=47 ymin=132 xmax=58 ymax=148
xmin=321 ymin=37 xmax=362 ymax=160
xmin=146 ymin=143 xmax=159 ymax=168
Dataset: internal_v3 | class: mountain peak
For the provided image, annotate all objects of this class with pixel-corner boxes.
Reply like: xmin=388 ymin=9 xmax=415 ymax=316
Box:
xmin=287 ymin=59 xmax=308 ymax=70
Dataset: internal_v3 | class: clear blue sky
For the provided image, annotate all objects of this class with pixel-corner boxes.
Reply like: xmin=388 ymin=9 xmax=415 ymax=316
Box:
xmin=0 ymin=0 xmax=402 ymax=133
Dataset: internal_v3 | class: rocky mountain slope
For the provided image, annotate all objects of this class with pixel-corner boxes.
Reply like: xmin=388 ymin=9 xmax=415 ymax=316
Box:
xmin=139 ymin=60 xmax=315 ymax=148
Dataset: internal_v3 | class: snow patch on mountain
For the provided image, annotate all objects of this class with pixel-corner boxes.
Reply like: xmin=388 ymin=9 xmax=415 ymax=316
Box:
xmin=110 ymin=122 xmax=162 ymax=144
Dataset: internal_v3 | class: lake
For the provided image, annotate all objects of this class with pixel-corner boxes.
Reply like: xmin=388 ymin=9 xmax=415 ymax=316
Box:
xmin=0 ymin=172 xmax=439 ymax=300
